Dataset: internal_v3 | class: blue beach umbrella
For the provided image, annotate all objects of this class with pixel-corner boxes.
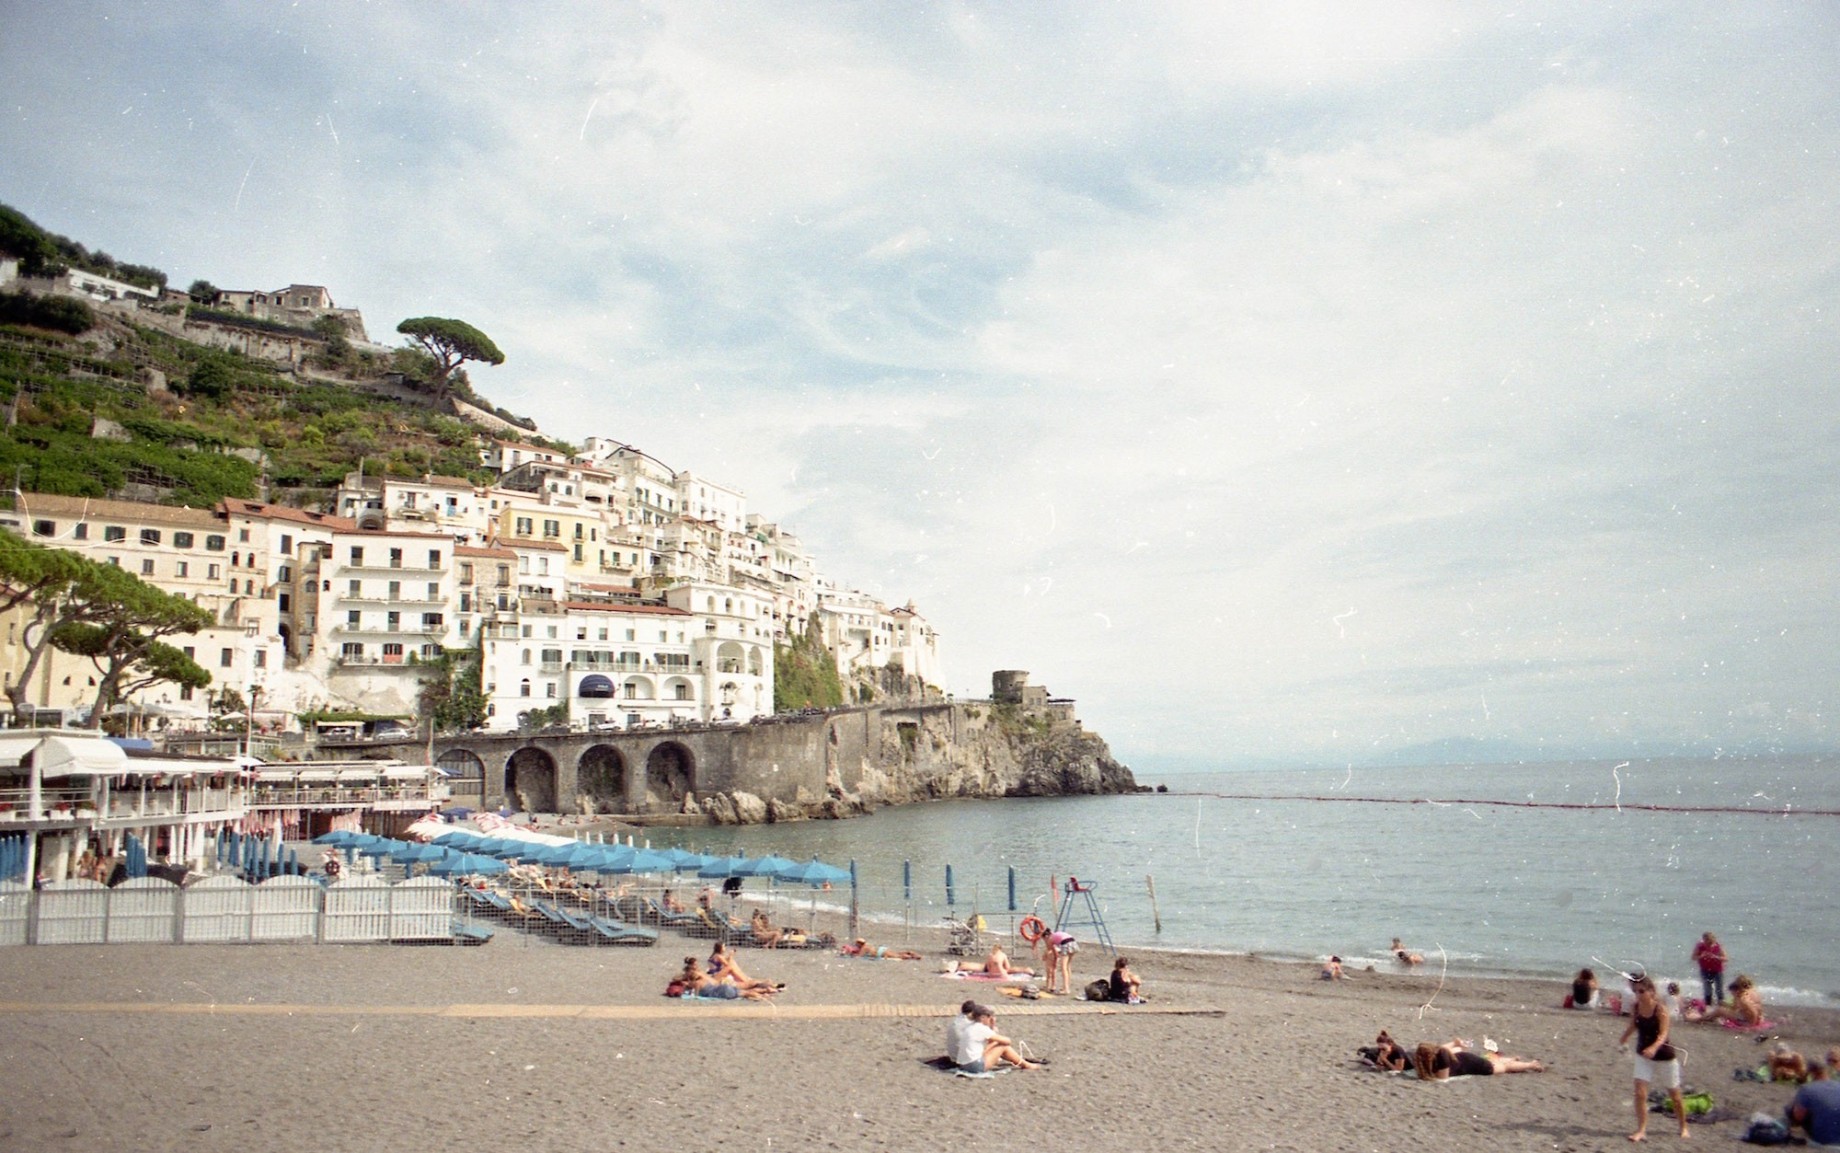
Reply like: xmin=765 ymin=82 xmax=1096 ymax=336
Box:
xmin=389 ymin=842 xmax=446 ymax=864
xmin=696 ymin=855 xmax=751 ymax=879
xmin=662 ymin=848 xmax=715 ymax=872
xmin=312 ymin=830 xmax=357 ymax=846
xmin=358 ymin=838 xmax=407 ymax=859
xmin=776 ymin=858 xmax=852 ymax=887
xmin=739 ymin=854 xmax=798 ymax=878
xmin=428 ymin=853 xmax=508 ymax=878
xmin=623 ymin=848 xmax=675 ymax=874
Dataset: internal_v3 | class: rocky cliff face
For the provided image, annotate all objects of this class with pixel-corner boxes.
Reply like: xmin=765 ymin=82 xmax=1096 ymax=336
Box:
xmin=699 ymin=700 xmax=1138 ymax=825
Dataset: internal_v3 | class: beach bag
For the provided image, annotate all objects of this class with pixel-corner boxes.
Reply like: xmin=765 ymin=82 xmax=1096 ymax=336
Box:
xmin=664 ymin=979 xmax=687 ymax=998
xmin=1085 ymin=979 xmax=1112 ymax=1002
xmin=1741 ymin=1113 xmax=1791 ymax=1145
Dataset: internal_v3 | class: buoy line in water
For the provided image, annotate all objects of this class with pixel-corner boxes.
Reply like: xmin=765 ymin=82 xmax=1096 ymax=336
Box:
xmin=1162 ymin=791 xmax=1840 ymax=817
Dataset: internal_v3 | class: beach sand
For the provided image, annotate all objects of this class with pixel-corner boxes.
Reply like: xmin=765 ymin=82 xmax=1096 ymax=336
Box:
xmin=1 ymin=933 xmax=1830 ymax=1152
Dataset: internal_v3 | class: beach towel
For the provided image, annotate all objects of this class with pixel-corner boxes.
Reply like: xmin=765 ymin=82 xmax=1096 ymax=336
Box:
xmin=922 ymin=1055 xmax=998 ymax=1079
xmin=941 ymin=970 xmax=1030 ymax=983
xmin=1721 ymin=1017 xmax=1780 ymax=1032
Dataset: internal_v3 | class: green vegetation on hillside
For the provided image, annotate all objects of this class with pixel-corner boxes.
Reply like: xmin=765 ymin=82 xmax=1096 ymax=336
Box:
xmin=774 ymin=612 xmax=846 ymax=711
xmin=0 ymin=203 xmax=167 ymax=290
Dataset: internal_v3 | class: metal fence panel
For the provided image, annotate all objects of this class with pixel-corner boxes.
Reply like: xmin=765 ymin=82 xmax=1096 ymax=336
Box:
xmin=0 ymin=880 xmax=30 ymax=946
xmin=251 ymin=876 xmax=321 ymax=941
xmin=389 ymin=878 xmax=454 ymax=941
xmin=322 ymin=876 xmax=392 ymax=942
xmin=106 ymin=877 xmax=180 ymax=943
xmin=181 ymin=875 xmax=254 ymax=942
xmin=36 ymin=880 xmax=110 ymax=944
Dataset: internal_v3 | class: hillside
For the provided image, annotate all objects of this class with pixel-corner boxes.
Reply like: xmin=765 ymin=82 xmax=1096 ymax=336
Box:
xmin=0 ymin=203 xmax=565 ymax=509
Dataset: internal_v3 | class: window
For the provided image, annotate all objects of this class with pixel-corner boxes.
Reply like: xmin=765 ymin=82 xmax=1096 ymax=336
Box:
xmin=238 ymin=528 xmax=250 ymax=543
xmin=73 ymin=523 xmax=87 ymax=540
xmin=175 ymin=561 xmax=188 ymax=578
xmin=141 ymin=559 xmax=155 ymax=575
xmin=543 ymin=519 xmax=560 ymax=538
xmin=347 ymin=610 xmax=361 ymax=628
xmin=674 ymin=684 xmax=691 ymax=701
xmin=383 ymin=642 xmax=404 ymax=662
xmin=220 ymin=649 xmax=233 ymax=668
xmin=515 ymin=516 xmax=533 ymax=536
xmin=139 ymin=528 xmax=161 ymax=546
xmin=459 ymin=562 xmax=474 ymax=584
xmin=278 ymin=593 xmax=289 ymax=612
xmin=387 ymin=580 xmax=401 ymax=601
xmin=342 ymin=642 xmax=364 ymax=659
xmin=104 ymin=525 xmax=127 ymax=543
xmin=428 ymin=549 xmax=441 ymax=569
xmin=254 ymin=650 xmax=267 ymax=669
xmin=208 ymin=564 xmax=221 ymax=579
xmin=174 ymin=531 xmax=194 ymax=548
xmin=31 ymin=519 xmax=53 ymax=537
xmin=546 ymin=682 xmax=557 ymax=698
xmin=349 ymin=579 xmax=362 ymax=597
xmin=349 ymin=547 xmax=364 ymax=565
xmin=388 ymin=547 xmax=403 ymax=569
xmin=422 ymin=613 xmax=443 ymax=629
xmin=280 ymin=533 xmax=292 ymax=555
xmin=519 ymin=679 xmax=531 ymax=697
xmin=206 ymin=534 xmax=225 ymax=551
xmin=386 ymin=611 xmax=401 ymax=630
xmin=427 ymin=582 xmax=439 ymax=601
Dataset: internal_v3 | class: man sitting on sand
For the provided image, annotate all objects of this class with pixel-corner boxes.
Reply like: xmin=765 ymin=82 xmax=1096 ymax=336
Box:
xmin=983 ymin=942 xmax=1032 ymax=977
xmin=948 ymin=1004 xmax=1042 ymax=1073
xmin=1684 ymin=972 xmax=1764 ymax=1026
xmin=1789 ymin=1067 xmax=1840 ymax=1146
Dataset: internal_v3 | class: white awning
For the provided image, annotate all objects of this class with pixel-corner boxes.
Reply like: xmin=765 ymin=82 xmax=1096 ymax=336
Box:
xmin=296 ymin=769 xmax=339 ymax=782
xmin=255 ymin=769 xmax=300 ymax=782
xmin=337 ymin=767 xmax=381 ymax=783
xmin=382 ymin=765 xmax=431 ymax=780
xmin=35 ymin=735 xmax=131 ymax=778
xmin=0 ymin=734 xmax=45 ymax=770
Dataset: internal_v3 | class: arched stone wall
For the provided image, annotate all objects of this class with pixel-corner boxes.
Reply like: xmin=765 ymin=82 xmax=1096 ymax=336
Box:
xmin=576 ymin=744 xmax=625 ymax=814
xmin=643 ymin=741 xmax=695 ymax=812
xmin=505 ymin=747 xmax=558 ymax=813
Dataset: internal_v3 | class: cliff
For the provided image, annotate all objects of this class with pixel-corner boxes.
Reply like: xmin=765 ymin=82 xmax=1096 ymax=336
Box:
xmin=694 ymin=694 xmax=1139 ymax=826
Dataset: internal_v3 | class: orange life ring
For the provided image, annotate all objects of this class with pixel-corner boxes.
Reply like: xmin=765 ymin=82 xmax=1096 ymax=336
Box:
xmin=1018 ymin=915 xmax=1047 ymax=944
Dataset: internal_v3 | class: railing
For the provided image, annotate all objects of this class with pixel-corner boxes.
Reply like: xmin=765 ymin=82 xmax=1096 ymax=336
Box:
xmin=0 ymin=876 xmax=457 ymax=946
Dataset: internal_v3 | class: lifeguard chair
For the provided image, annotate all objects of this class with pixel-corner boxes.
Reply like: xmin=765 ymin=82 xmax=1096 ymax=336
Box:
xmin=1054 ymin=877 xmax=1115 ymax=955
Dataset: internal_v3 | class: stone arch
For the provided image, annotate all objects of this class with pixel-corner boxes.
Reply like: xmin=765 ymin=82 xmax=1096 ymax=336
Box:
xmin=434 ymin=748 xmax=486 ymax=807
xmin=577 ymin=744 xmax=626 ymax=814
xmin=746 ymin=646 xmax=763 ymax=676
xmin=505 ymin=746 xmax=558 ymax=813
xmin=643 ymin=741 xmax=695 ymax=812
xmin=716 ymin=640 xmax=744 ymax=674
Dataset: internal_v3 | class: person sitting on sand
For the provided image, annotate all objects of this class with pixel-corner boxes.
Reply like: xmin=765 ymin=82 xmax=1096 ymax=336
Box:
xmin=983 ymin=943 xmax=1033 ymax=978
xmin=676 ymin=956 xmax=772 ymax=1001
xmin=1109 ymin=956 xmax=1144 ymax=1003
xmin=1391 ymin=938 xmax=1424 ymax=966
xmin=1769 ymin=1041 xmax=1810 ymax=1083
xmin=1685 ymin=972 xmax=1763 ymax=1025
xmin=948 ymin=1004 xmax=1042 ymax=1073
xmin=1321 ymin=955 xmax=1344 ymax=981
xmin=840 ymin=938 xmax=924 ymax=960
xmin=707 ymin=940 xmax=783 ymax=994
xmin=1569 ymin=967 xmax=1599 ymax=1009
xmin=749 ymin=909 xmax=784 ymax=948
xmin=1413 ymin=1039 xmax=1545 ymax=1079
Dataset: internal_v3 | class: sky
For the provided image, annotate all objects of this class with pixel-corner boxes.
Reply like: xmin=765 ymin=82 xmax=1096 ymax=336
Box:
xmin=3 ymin=3 xmax=1837 ymax=769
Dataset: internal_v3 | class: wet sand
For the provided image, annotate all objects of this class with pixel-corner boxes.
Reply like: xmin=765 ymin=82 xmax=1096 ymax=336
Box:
xmin=0 ymin=935 xmax=1830 ymax=1152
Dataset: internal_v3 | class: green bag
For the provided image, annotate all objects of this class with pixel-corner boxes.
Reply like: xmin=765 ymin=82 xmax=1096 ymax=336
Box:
xmin=1662 ymin=1091 xmax=1714 ymax=1116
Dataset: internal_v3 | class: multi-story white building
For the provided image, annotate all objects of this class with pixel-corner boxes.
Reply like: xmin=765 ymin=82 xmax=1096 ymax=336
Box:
xmin=0 ymin=494 xmax=282 ymax=722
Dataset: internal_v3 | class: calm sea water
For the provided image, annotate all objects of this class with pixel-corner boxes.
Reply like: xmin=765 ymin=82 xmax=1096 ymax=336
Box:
xmin=640 ymin=756 xmax=1840 ymax=1006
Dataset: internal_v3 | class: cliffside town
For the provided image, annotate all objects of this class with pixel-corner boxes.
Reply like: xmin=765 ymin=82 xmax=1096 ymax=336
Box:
xmin=0 ymin=257 xmax=1137 ymax=810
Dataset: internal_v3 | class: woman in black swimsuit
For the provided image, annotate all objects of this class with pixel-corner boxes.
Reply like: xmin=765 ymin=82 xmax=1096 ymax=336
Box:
xmin=1413 ymin=1039 xmax=1546 ymax=1079
xmin=1617 ymin=974 xmax=1687 ymax=1142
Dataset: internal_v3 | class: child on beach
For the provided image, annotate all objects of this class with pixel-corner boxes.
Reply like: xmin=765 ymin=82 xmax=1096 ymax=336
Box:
xmin=1321 ymin=956 xmax=1344 ymax=981
xmin=1391 ymin=938 xmax=1424 ymax=966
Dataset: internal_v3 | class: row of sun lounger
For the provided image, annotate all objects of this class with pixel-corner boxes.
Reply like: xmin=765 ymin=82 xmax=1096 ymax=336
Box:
xmin=459 ymin=886 xmax=659 ymax=946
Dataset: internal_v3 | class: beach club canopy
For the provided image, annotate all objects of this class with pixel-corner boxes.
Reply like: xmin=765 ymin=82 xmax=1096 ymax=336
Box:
xmin=776 ymin=858 xmax=852 ymax=886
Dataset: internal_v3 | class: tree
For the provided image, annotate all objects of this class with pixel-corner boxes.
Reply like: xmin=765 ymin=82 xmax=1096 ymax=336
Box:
xmin=418 ymin=642 xmax=487 ymax=733
xmin=0 ymin=531 xmax=215 ymax=725
xmin=186 ymin=279 xmax=219 ymax=304
xmin=395 ymin=316 xmax=504 ymax=390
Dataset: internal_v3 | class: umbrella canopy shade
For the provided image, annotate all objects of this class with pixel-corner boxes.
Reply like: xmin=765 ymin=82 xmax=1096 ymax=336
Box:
xmin=659 ymin=848 xmax=715 ymax=872
xmin=427 ymin=853 xmax=508 ymax=877
xmin=738 ymin=854 xmax=799 ymax=877
xmin=696 ymin=855 xmax=753 ymax=879
xmin=776 ymin=858 xmax=853 ymax=886
xmin=388 ymin=843 xmax=446 ymax=863
xmin=479 ymin=839 xmax=538 ymax=860
xmin=624 ymin=848 xmax=676 ymax=874
xmin=358 ymin=838 xmax=409 ymax=858
xmin=311 ymin=830 xmax=360 ymax=846
xmin=431 ymin=831 xmax=482 ymax=850
xmin=534 ymin=842 xmax=598 ymax=868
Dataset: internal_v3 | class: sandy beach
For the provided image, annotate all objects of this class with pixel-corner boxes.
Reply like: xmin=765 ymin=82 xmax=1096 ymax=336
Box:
xmin=1 ymin=933 xmax=1831 ymax=1152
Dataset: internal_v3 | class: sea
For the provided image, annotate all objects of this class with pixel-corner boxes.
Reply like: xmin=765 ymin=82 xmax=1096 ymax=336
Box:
xmin=638 ymin=755 xmax=1840 ymax=1007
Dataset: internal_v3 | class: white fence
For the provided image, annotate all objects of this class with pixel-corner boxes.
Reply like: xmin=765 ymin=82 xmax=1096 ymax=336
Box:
xmin=0 ymin=875 xmax=459 ymax=945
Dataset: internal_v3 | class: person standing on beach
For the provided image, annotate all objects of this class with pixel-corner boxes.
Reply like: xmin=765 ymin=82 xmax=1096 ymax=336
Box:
xmin=1691 ymin=932 xmax=1726 ymax=1008
xmin=1618 ymin=974 xmax=1688 ymax=1142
